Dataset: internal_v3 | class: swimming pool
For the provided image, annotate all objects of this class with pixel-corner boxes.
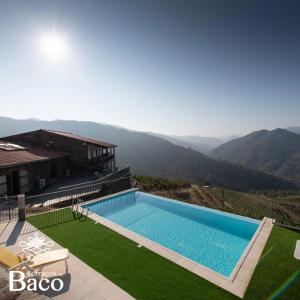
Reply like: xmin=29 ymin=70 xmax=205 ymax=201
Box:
xmin=83 ymin=191 xmax=261 ymax=277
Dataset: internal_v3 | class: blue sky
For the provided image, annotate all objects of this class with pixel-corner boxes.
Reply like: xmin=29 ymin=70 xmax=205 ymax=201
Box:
xmin=0 ymin=0 xmax=299 ymax=137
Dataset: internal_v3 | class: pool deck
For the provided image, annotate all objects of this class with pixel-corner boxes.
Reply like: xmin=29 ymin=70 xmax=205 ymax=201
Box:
xmin=0 ymin=220 xmax=133 ymax=300
xmin=83 ymin=189 xmax=274 ymax=298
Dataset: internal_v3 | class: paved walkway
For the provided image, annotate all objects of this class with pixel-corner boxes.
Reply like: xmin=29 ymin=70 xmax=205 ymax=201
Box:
xmin=0 ymin=220 xmax=134 ymax=300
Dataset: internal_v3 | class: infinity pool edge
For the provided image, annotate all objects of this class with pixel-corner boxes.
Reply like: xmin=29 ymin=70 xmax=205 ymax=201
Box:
xmin=80 ymin=189 xmax=273 ymax=298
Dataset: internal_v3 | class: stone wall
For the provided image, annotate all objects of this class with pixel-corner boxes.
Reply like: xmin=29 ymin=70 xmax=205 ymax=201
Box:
xmin=0 ymin=157 xmax=67 ymax=195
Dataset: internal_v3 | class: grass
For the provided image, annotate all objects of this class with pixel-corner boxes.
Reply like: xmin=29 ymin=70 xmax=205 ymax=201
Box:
xmin=28 ymin=209 xmax=300 ymax=300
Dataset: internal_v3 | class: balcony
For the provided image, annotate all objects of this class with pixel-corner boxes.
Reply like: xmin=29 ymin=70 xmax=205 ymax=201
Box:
xmin=101 ymin=153 xmax=114 ymax=163
xmin=88 ymin=153 xmax=114 ymax=165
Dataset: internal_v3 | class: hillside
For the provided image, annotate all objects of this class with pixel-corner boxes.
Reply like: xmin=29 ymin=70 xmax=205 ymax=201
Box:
xmin=135 ymin=175 xmax=300 ymax=227
xmin=172 ymin=135 xmax=225 ymax=149
xmin=148 ymin=133 xmax=237 ymax=154
xmin=286 ymin=126 xmax=300 ymax=135
xmin=148 ymin=132 xmax=213 ymax=154
xmin=210 ymin=129 xmax=300 ymax=183
xmin=0 ymin=116 xmax=296 ymax=191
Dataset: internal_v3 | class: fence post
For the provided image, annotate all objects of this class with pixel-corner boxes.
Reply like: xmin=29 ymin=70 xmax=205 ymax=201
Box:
xmin=7 ymin=195 xmax=11 ymax=220
xmin=18 ymin=194 xmax=26 ymax=221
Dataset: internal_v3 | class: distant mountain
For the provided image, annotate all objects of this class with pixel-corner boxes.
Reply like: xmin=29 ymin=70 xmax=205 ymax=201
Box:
xmin=171 ymin=135 xmax=225 ymax=151
xmin=286 ymin=126 xmax=300 ymax=135
xmin=0 ymin=116 xmax=295 ymax=191
xmin=148 ymin=133 xmax=212 ymax=154
xmin=211 ymin=128 xmax=300 ymax=183
xmin=149 ymin=133 xmax=235 ymax=153
xmin=222 ymin=135 xmax=240 ymax=142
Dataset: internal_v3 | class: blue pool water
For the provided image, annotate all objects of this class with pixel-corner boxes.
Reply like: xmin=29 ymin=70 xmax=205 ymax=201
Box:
xmin=83 ymin=191 xmax=260 ymax=277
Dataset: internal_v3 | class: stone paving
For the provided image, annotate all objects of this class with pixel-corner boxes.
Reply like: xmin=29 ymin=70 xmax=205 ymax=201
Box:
xmin=0 ymin=220 xmax=134 ymax=300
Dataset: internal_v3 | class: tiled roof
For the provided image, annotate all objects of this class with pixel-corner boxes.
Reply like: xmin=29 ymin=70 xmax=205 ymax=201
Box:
xmin=43 ymin=130 xmax=117 ymax=148
xmin=0 ymin=145 xmax=68 ymax=169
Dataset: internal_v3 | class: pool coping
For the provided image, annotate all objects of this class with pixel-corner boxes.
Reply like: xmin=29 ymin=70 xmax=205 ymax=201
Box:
xmin=80 ymin=188 xmax=273 ymax=298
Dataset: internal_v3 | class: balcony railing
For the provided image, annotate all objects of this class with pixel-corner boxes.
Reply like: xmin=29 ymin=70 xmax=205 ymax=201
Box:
xmin=88 ymin=154 xmax=114 ymax=164
xmin=101 ymin=153 xmax=114 ymax=162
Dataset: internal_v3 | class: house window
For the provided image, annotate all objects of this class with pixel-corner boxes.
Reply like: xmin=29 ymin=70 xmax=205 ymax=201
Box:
xmin=50 ymin=163 xmax=58 ymax=179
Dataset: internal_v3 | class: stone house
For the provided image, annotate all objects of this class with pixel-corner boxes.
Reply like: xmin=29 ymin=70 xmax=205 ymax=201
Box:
xmin=0 ymin=129 xmax=117 ymax=195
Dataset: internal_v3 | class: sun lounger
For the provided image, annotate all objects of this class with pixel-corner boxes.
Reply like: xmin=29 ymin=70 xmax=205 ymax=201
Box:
xmin=294 ymin=240 xmax=300 ymax=260
xmin=0 ymin=247 xmax=25 ymax=270
xmin=0 ymin=247 xmax=69 ymax=272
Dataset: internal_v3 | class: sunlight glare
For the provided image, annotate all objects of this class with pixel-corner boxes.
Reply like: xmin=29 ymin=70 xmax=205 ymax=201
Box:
xmin=36 ymin=29 xmax=71 ymax=64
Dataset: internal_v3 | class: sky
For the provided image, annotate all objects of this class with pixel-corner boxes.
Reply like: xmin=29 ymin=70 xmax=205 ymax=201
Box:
xmin=0 ymin=0 xmax=299 ymax=137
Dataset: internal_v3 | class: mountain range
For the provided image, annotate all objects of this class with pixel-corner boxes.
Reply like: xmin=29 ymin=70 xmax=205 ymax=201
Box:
xmin=0 ymin=116 xmax=295 ymax=191
xmin=286 ymin=127 xmax=300 ymax=135
xmin=210 ymin=128 xmax=300 ymax=183
xmin=149 ymin=133 xmax=237 ymax=154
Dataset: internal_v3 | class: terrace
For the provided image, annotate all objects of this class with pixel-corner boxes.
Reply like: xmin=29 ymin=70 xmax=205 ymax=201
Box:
xmin=0 ymin=189 xmax=299 ymax=299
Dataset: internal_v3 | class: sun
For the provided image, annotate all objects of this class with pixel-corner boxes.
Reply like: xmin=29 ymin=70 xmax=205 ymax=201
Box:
xmin=36 ymin=29 xmax=71 ymax=64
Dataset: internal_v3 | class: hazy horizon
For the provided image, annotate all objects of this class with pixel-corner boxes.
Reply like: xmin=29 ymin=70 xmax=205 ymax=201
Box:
xmin=1 ymin=0 xmax=299 ymax=137
xmin=0 ymin=115 xmax=299 ymax=139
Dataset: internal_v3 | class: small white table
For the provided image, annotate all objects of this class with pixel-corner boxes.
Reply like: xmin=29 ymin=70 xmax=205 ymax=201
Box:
xmin=294 ymin=240 xmax=300 ymax=260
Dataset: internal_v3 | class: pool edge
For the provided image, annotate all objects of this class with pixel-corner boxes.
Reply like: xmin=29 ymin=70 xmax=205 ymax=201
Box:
xmin=80 ymin=189 xmax=273 ymax=298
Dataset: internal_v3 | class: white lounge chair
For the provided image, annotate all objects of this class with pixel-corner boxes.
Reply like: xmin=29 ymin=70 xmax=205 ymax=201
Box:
xmin=0 ymin=247 xmax=69 ymax=272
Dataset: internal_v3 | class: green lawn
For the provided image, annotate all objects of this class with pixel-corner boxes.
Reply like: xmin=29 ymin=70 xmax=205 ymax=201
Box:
xmin=28 ymin=209 xmax=300 ymax=300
